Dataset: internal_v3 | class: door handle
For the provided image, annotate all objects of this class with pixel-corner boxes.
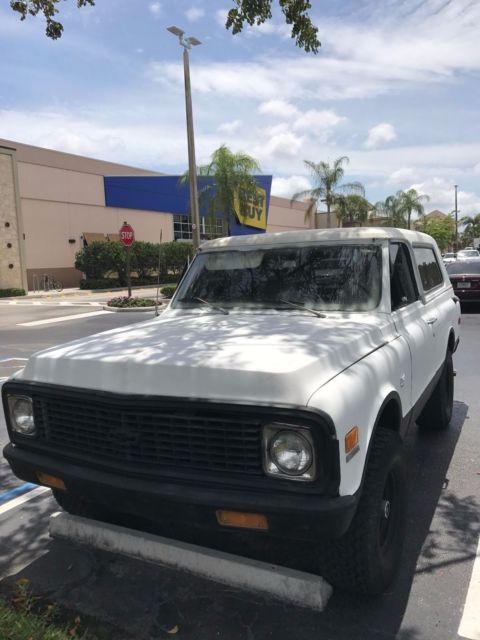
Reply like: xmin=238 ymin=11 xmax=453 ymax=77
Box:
xmin=426 ymin=316 xmax=438 ymax=325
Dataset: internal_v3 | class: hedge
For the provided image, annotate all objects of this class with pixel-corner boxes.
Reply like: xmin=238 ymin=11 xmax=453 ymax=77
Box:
xmin=79 ymin=275 xmax=178 ymax=290
xmin=160 ymin=285 xmax=177 ymax=298
xmin=75 ymin=240 xmax=193 ymax=285
xmin=0 ymin=288 xmax=26 ymax=297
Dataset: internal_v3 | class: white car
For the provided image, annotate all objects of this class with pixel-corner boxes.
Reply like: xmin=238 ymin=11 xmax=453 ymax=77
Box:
xmin=2 ymin=228 xmax=460 ymax=595
xmin=442 ymin=252 xmax=457 ymax=264
xmin=457 ymin=249 xmax=480 ymax=259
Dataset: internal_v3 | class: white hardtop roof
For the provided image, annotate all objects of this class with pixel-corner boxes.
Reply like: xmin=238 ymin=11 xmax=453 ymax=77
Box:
xmin=199 ymin=227 xmax=435 ymax=251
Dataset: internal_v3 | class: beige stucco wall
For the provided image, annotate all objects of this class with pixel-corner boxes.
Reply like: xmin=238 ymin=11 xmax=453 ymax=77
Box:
xmin=267 ymin=195 xmax=312 ymax=232
xmin=0 ymin=148 xmax=27 ymax=290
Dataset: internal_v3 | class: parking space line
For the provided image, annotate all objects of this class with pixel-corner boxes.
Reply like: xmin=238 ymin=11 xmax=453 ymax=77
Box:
xmin=18 ymin=310 xmax=110 ymax=326
xmin=0 ymin=486 xmax=50 ymax=516
xmin=458 ymin=536 xmax=480 ymax=640
xmin=0 ymin=482 xmax=38 ymax=505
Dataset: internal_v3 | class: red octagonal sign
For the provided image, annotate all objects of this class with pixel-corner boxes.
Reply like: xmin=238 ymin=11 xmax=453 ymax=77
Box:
xmin=119 ymin=222 xmax=135 ymax=247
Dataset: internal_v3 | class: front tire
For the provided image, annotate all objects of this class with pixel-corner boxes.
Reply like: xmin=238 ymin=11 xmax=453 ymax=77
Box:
xmin=319 ymin=428 xmax=407 ymax=594
xmin=417 ymin=350 xmax=454 ymax=431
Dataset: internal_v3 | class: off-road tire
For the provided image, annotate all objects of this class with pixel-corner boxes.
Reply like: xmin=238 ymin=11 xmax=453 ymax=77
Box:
xmin=319 ymin=428 xmax=407 ymax=594
xmin=417 ymin=350 xmax=454 ymax=431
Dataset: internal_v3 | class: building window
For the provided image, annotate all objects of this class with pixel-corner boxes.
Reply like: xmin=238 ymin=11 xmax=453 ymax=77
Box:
xmin=173 ymin=215 xmax=224 ymax=241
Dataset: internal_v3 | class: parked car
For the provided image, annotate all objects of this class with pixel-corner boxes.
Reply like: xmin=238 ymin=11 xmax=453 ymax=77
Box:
xmin=442 ymin=252 xmax=457 ymax=265
xmin=457 ymin=249 xmax=480 ymax=260
xmin=2 ymin=228 xmax=460 ymax=595
xmin=446 ymin=258 xmax=480 ymax=302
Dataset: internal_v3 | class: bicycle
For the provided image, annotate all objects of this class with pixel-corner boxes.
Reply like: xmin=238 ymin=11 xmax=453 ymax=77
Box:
xmin=42 ymin=274 xmax=63 ymax=293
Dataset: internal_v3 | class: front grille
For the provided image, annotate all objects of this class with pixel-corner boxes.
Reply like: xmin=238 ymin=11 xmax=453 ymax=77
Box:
xmin=32 ymin=396 xmax=263 ymax=476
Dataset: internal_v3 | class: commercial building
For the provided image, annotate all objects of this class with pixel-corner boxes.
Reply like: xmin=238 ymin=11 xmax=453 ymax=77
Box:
xmin=0 ymin=139 xmax=311 ymax=290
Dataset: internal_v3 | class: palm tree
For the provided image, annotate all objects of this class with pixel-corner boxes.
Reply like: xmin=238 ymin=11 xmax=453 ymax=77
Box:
xmin=398 ymin=189 xmax=430 ymax=229
xmin=291 ymin=156 xmax=365 ymax=229
xmin=334 ymin=194 xmax=371 ymax=227
xmin=460 ymin=213 xmax=480 ymax=237
xmin=373 ymin=194 xmax=405 ymax=228
xmin=181 ymin=144 xmax=261 ymax=236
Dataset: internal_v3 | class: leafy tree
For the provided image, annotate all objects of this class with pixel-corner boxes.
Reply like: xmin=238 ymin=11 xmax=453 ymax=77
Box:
xmin=334 ymin=194 xmax=371 ymax=228
xmin=10 ymin=0 xmax=94 ymax=39
xmin=291 ymin=156 xmax=365 ymax=229
xmin=10 ymin=0 xmax=320 ymax=52
xmin=373 ymin=193 xmax=407 ymax=229
xmin=226 ymin=0 xmax=320 ymax=53
xmin=132 ymin=241 xmax=159 ymax=280
xmin=398 ymin=188 xmax=430 ymax=229
xmin=415 ymin=215 xmax=455 ymax=252
xmin=459 ymin=213 xmax=480 ymax=246
xmin=182 ymin=144 xmax=261 ymax=235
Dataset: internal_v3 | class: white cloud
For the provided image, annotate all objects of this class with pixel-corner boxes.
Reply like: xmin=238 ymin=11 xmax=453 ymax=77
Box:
xmin=252 ymin=127 xmax=304 ymax=162
xmin=148 ymin=2 xmax=162 ymax=17
xmin=387 ymin=167 xmax=418 ymax=186
xmin=293 ymin=110 xmax=346 ymax=134
xmin=217 ymin=119 xmax=242 ymax=134
xmin=185 ymin=7 xmax=204 ymax=22
xmin=272 ymin=175 xmax=311 ymax=199
xmin=215 ymin=9 xmax=228 ymax=28
xmin=411 ymin=177 xmax=480 ymax=216
xmin=258 ymin=100 xmax=300 ymax=118
xmin=365 ymin=123 xmax=397 ymax=149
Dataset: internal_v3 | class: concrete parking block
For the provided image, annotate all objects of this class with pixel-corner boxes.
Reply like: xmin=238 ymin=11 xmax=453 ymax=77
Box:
xmin=49 ymin=512 xmax=333 ymax=611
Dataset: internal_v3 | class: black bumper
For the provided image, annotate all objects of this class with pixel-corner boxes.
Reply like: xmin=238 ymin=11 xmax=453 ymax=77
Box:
xmin=4 ymin=443 xmax=359 ymax=540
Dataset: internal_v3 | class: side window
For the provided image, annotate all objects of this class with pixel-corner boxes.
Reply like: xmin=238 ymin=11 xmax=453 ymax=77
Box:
xmin=389 ymin=243 xmax=419 ymax=310
xmin=413 ymin=246 xmax=444 ymax=292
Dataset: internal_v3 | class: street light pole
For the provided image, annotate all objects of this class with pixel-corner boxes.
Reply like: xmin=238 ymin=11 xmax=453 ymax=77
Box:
xmin=167 ymin=26 xmax=202 ymax=251
xmin=454 ymin=184 xmax=458 ymax=251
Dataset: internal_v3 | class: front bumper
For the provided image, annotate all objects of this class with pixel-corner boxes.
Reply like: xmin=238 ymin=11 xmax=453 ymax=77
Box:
xmin=4 ymin=443 xmax=359 ymax=540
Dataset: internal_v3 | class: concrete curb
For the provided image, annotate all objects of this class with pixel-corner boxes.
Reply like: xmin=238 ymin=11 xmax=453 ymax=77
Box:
xmin=49 ymin=512 xmax=333 ymax=611
xmin=102 ymin=305 xmax=162 ymax=312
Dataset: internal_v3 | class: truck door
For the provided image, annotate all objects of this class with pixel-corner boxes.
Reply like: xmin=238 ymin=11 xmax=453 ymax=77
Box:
xmin=389 ymin=242 xmax=436 ymax=409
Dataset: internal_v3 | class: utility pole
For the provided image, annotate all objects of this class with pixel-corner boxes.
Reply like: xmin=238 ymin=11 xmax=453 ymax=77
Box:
xmin=454 ymin=184 xmax=458 ymax=251
xmin=167 ymin=26 xmax=202 ymax=252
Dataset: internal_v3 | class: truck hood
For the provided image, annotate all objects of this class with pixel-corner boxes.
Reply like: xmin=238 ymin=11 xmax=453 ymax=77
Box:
xmin=18 ymin=312 xmax=393 ymax=406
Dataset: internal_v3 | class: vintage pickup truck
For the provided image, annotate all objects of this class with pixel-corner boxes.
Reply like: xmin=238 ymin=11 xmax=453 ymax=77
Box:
xmin=2 ymin=227 xmax=460 ymax=594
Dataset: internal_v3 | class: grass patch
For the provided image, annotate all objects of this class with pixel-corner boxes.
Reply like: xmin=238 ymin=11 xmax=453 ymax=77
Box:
xmin=0 ymin=579 xmax=123 ymax=640
xmin=106 ymin=296 xmax=156 ymax=308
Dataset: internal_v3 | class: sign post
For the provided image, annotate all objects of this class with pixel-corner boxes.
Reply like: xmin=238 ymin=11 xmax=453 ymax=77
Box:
xmin=119 ymin=221 xmax=135 ymax=297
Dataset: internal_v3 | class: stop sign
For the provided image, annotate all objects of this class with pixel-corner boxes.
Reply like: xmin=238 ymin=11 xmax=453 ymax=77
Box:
xmin=119 ymin=222 xmax=135 ymax=247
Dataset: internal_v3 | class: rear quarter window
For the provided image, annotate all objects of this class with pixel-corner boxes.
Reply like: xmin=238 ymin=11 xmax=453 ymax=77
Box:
xmin=413 ymin=246 xmax=444 ymax=291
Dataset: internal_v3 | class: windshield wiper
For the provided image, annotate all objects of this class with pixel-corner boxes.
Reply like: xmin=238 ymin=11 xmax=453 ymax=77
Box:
xmin=278 ymin=298 xmax=327 ymax=318
xmin=193 ymin=297 xmax=229 ymax=315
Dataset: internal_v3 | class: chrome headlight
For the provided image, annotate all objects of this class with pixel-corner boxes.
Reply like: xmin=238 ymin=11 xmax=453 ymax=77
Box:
xmin=7 ymin=395 xmax=36 ymax=436
xmin=263 ymin=424 xmax=315 ymax=481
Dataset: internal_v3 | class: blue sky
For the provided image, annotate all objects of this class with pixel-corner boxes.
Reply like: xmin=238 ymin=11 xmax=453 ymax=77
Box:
xmin=2 ymin=0 xmax=480 ymax=215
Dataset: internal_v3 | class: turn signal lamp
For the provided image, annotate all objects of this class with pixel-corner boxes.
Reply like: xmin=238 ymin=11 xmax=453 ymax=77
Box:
xmin=36 ymin=472 xmax=66 ymax=490
xmin=345 ymin=426 xmax=359 ymax=461
xmin=216 ymin=510 xmax=268 ymax=530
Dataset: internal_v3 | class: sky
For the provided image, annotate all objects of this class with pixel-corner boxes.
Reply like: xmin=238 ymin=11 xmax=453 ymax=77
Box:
xmin=1 ymin=0 xmax=480 ymax=216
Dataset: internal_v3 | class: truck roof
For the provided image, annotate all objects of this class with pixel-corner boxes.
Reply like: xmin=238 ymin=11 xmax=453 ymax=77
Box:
xmin=199 ymin=227 xmax=435 ymax=251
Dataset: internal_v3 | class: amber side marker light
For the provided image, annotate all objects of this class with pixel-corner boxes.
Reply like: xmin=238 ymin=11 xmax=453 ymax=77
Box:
xmin=36 ymin=471 xmax=66 ymax=490
xmin=345 ymin=426 xmax=360 ymax=462
xmin=216 ymin=510 xmax=268 ymax=530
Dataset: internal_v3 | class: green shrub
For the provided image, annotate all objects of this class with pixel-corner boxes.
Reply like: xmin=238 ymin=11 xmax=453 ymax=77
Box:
xmin=75 ymin=240 xmax=192 ymax=285
xmin=160 ymin=285 xmax=177 ymax=298
xmin=107 ymin=296 xmax=156 ymax=308
xmin=79 ymin=278 xmax=120 ymax=290
xmin=0 ymin=288 xmax=26 ymax=297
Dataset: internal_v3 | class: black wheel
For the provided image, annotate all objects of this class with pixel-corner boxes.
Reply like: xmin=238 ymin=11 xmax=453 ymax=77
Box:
xmin=417 ymin=350 xmax=454 ymax=431
xmin=52 ymin=489 xmax=109 ymax=521
xmin=319 ymin=428 xmax=407 ymax=594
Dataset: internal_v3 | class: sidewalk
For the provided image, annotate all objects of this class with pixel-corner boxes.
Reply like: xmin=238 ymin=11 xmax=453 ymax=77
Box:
xmin=3 ymin=284 xmax=162 ymax=301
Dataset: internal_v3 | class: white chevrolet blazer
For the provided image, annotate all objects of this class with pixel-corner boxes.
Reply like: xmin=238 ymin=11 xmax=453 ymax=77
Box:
xmin=2 ymin=228 xmax=460 ymax=594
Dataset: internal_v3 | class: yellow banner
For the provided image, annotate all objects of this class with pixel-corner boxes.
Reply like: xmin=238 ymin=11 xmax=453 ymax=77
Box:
xmin=234 ymin=187 xmax=267 ymax=230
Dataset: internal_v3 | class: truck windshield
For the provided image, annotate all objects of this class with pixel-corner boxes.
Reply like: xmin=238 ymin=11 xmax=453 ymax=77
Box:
xmin=172 ymin=243 xmax=382 ymax=312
